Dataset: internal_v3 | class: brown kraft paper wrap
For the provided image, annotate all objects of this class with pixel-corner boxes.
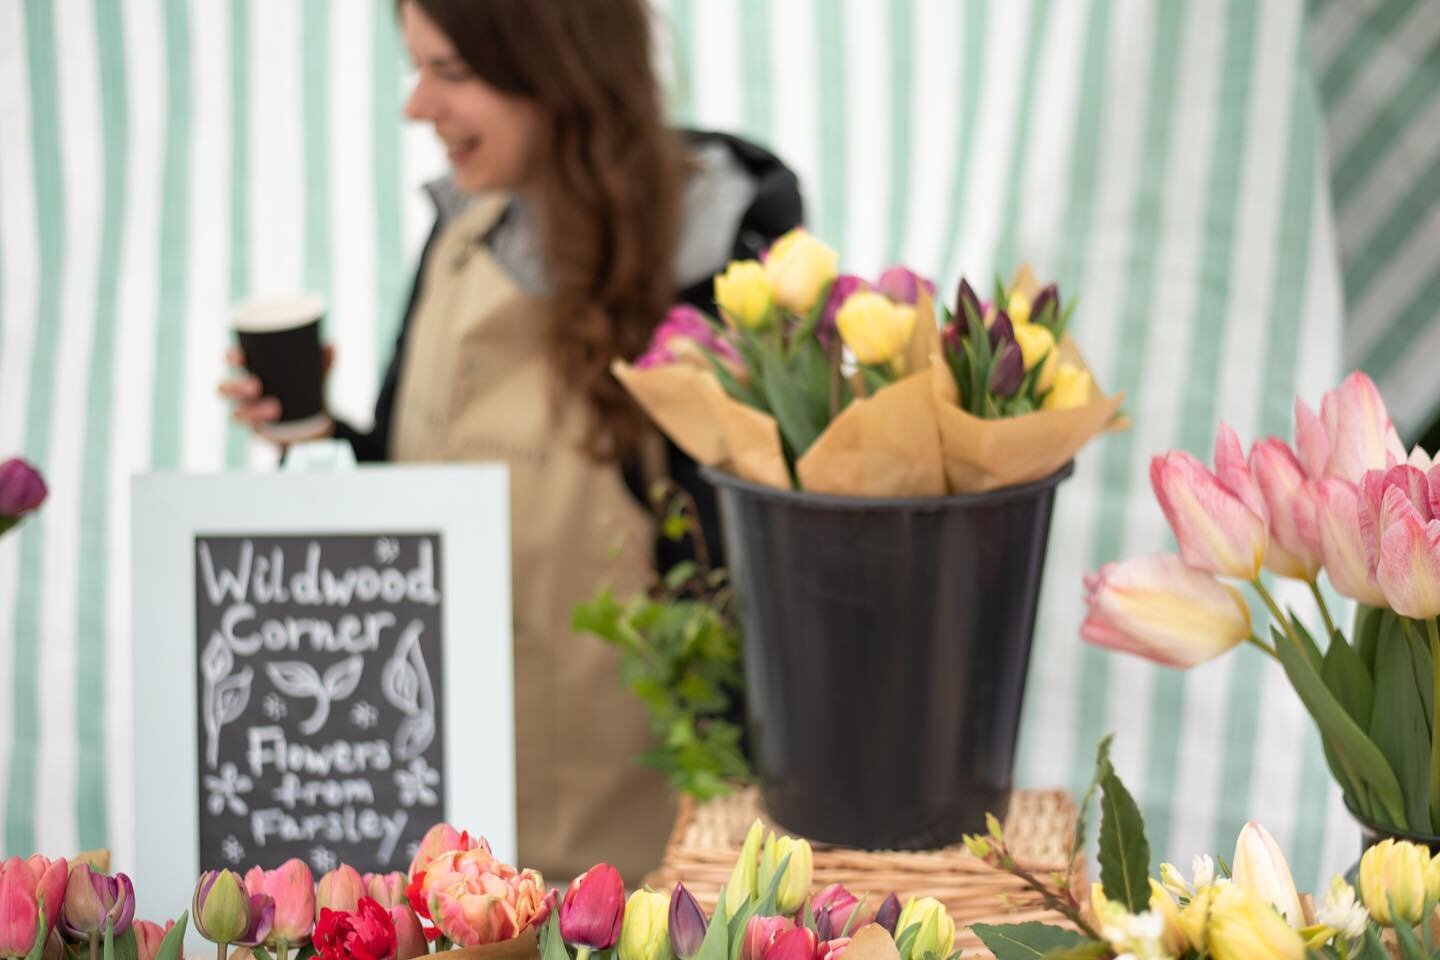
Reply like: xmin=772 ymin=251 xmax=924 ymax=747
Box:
xmin=429 ymin=928 xmax=540 ymax=960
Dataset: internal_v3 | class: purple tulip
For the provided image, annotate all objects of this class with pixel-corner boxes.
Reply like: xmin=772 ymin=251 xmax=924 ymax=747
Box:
xmin=988 ymin=311 xmax=1015 ymax=350
xmin=60 ymin=865 xmax=135 ymax=939
xmin=819 ymin=275 xmax=871 ymax=343
xmin=873 ymin=894 xmax=901 ymax=936
xmin=876 ymin=267 xmax=935 ymax=306
xmin=953 ymin=279 xmax=983 ymax=334
xmin=988 ymin=342 xmax=1025 ymax=397
xmin=0 ymin=458 xmax=46 ymax=518
xmin=667 ymin=883 xmax=707 ymax=960
xmin=1030 ymin=283 xmax=1059 ymax=328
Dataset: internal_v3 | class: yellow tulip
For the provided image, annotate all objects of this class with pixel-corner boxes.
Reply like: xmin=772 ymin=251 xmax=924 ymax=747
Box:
xmin=724 ymin=819 xmax=765 ymax=915
xmin=1359 ymin=838 xmax=1434 ymax=927
xmin=1010 ymin=322 xmax=1058 ymax=394
xmin=1041 ymin=362 xmax=1093 ymax=411
xmin=836 ymin=292 xmax=917 ymax=373
xmin=714 ymin=261 xmax=774 ymax=330
xmin=763 ymin=229 xmax=839 ymax=315
xmin=1203 ymin=884 xmax=1307 ymax=960
xmin=894 ymin=897 xmax=954 ymax=960
xmin=617 ymin=889 xmax=670 ymax=960
xmin=757 ymin=834 xmax=812 ymax=916
xmin=1006 ymin=288 xmax=1033 ymax=326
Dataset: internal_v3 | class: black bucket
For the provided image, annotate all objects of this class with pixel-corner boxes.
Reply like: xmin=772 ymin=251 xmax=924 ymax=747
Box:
xmin=704 ymin=463 xmax=1073 ymax=850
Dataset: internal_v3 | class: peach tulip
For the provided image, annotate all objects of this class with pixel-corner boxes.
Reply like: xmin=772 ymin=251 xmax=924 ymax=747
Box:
xmin=1083 ymin=555 xmax=1252 ymax=668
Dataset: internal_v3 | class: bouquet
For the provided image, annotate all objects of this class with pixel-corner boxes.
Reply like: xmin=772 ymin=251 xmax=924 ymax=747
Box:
xmin=1083 ymin=372 xmax=1440 ymax=839
xmin=615 ymin=230 xmax=1123 ymax=498
xmin=968 ymin=737 xmax=1438 ymax=960
xmin=0 ymin=457 xmax=47 ymax=539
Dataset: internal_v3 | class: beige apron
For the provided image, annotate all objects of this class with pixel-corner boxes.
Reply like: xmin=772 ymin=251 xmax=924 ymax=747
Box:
xmin=391 ymin=195 xmax=675 ymax=883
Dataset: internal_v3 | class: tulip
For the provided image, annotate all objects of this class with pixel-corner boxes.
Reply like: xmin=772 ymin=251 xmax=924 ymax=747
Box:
xmin=1315 ymin=478 xmax=1389 ymax=607
xmin=952 ymin=279 xmax=983 ymax=336
xmin=635 ymin=306 xmax=742 ymax=372
xmin=1029 ymin=284 xmax=1059 ymax=329
xmin=132 ymin=921 xmax=173 ymax=960
xmin=60 ymin=866 xmax=135 ymax=940
xmin=872 ymin=894 xmax=901 ymax=936
xmin=894 ymin=898 xmax=954 ymax=960
xmin=1295 ymin=372 xmax=1407 ymax=484
xmin=0 ymin=458 xmax=47 ymax=522
xmin=875 ymin=267 xmax=934 ymax=306
xmin=741 ymin=917 xmax=794 ymax=960
xmin=815 ymin=938 xmax=849 ymax=960
xmin=1010 ymin=322 xmax=1057 ymax=394
xmin=1232 ymin=822 xmax=1304 ymax=928
xmin=194 ymin=870 xmax=272 ymax=947
xmin=1147 ymin=880 xmax=1189 ymax=955
xmin=512 ymin=872 xmax=555 ymax=934
xmin=408 ymin=823 xmax=482 ymax=877
xmin=724 ymin=820 xmax=765 ymax=915
xmin=666 ymin=884 xmax=706 ymax=960
xmin=1375 ymin=486 xmax=1440 ymax=619
xmin=1202 ymin=884 xmax=1306 ymax=960
xmin=1250 ymin=439 xmax=1323 ymax=581
xmin=819 ymin=275 xmax=870 ymax=342
xmin=429 ymin=892 xmax=516 ymax=947
xmin=811 ymin=885 xmax=860 ymax=940
xmin=389 ymin=905 xmax=427 ymax=960
xmin=1358 ymin=838 xmax=1437 ymax=927
xmin=763 ymin=928 xmax=816 ymax=960
xmin=1360 ymin=465 xmax=1434 ymax=568
xmin=361 ymin=873 xmax=406 ymax=910
xmin=757 ymin=834 xmax=812 ymax=916
xmin=24 ymin=859 xmax=64 ymax=943
xmin=423 ymin=847 xmax=549 ymax=946
xmin=763 ymin=229 xmax=839 ymax=316
xmin=617 ymin=890 xmax=670 ymax=960
xmin=316 ymin=866 xmax=364 ymax=917
xmin=987 ymin=342 xmax=1024 ymax=397
xmin=987 ymin=311 xmax=1014 ymax=348
xmin=715 ymin=261 xmax=775 ymax=331
xmin=245 ymin=860 xmax=315 ymax=948
xmin=1041 ymin=362 xmax=1092 ymax=411
xmin=560 ymin=864 xmax=625 ymax=953
xmin=1083 ymin=554 xmax=1252 ymax=668
xmin=313 ymin=898 xmax=396 ymax=960
xmin=1151 ymin=434 xmax=1268 ymax=580
xmin=0 ymin=862 xmax=40 ymax=958
xmin=836 ymin=292 xmax=917 ymax=374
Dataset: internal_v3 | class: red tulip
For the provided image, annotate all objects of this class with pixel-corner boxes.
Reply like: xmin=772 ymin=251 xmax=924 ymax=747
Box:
xmin=742 ymin=916 xmax=795 ymax=960
xmin=560 ymin=864 xmax=625 ymax=951
xmin=314 ymin=899 xmax=396 ymax=960
xmin=765 ymin=927 xmax=817 ymax=960
xmin=811 ymin=885 xmax=860 ymax=940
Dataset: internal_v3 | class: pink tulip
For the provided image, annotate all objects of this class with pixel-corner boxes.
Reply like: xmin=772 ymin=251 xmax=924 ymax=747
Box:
xmin=0 ymin=458 xmax=47 ymax=518
xmin=765 ymin=927 xmax=818 ymax=960
xmin=1249 ymin=439 xmax=1323 ymax=581
xmin=1375 ymin=486 xmax=1440 ymax=619
xmin=817 ymin=938 xmax=851 ymax=960
xmin=408 ymin=824 xmax=483 ymax=878
xmin=133 ymin=920 xmax=173 ymax=960
xmin=875 ymin=267 xmax=935 ymax=306
xmin=742 ymin=916 xmax=795 ymax=960
xmin=1359 ymin=466 xmax=1434 ymax=570
xmin=1294 ymin=372 xmax=1406 ymax=483
xmin=246 ymin=860 xmax=315 ymax=944
xmin=811 ymin=885 xmax=860 ymax=940
xmin=1083 ymin=554 xmax=1252 ymax=668
xmin=1315 ymin=478 xmax=1389 ymax=607
xmin=0 ymin=860 xmax=40 ymax=957
xmin=1150 ymin=426 xmax=1268 ymax=580
xmin=635 ymin=305 xmax=742 ymax=371
xmin=559 ymin=863 xmax=624 ymax=950
xmin=22 ymin=857 xmax=65 ymax=940
xmin=431 ymin=892 xmax=518 ymax=947
xmin=390 ymin=905 xmax=428 ymax=960
xmin=60 ymin=865 xmax=134 ymax=939
xmin=361 ymin=873 xmax=407 ymax=909
xmin=316 ymin=866 xmax=365 ymax=917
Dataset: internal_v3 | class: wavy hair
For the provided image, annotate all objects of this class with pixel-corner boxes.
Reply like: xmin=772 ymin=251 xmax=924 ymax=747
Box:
xmin=405 ymin=0 xmax=683 ymax=461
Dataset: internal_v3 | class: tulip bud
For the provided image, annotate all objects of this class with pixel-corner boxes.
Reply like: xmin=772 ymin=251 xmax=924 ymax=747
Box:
xmin=836 ymin=292 xmax=918 ymax=374
xmin=1030 ymin=284 xmax=1059 ymax=329
xmin=1042 ymin=362 xmax=1093 ymax=411
xmin=1359 ymin=839 xmax=1434 ymax=927
xmin=1010 ymin=322 xmax=1057 ymax=394
xmin=21 ymin=858 xmax=65 ymax=941
xmin=742 ymin=917 xmax=795 ymax=960
xmin=193 ymin=871 xmax=252 ymax=946
xmin=408 ymin=823 xmax=482 ymax=877
xmin=0 ymin=458 xmax=47 ymax=521
xmin=0 ymin=861 xmax=40 ymax=957
xmin=811 ymin=885 xmax=859 ymax=941
xmin=987 ymin=342 xmax=1024 ymax=397
xmin=953 ymin=279 xmax=983 ymax=336
xmin=1232 ymin=822 xmax=1304 ymax=928
xmin=1250 ymin=439 xmax=1323 ymax=581
xmin=894 ymin=898 xmax=954 ymax=960
xmin=758 ymin=834 xmax=812 ymax=916
xmin=1200 ymin=884 xmax=1306 ymax=960
xmin=61 ymin=866 xmax=135 ymax=940
xmin=820 ymin=276 xmax=870 ymax=343
xmin=390 ymin=905 xmax=428 ymax=960
xmin=316 ymin=866 xmax=364 ymax=916
xmin=987 ymin=311 xmax=1014 ymax=349
xmin=715 ymin=261 xmax=775 ymax=331
xmin=560 ymin=863 xmax=625 ymax=952
xmin=1151 ymin=445 xmax=1268 ymax=581
xmin=763 ymin=229 xmax=839 ymax=316
xmin=872 ymin=894 xmax=901 ymax=936
xmin=617 ymin=890 xmax=671 ymax=960
xmin=361 ymin=872 xmax=407 ymax=909
xmin=667 ymin=884 xmax=706 ymax=960
xmin=132 ymin=921 xmax=172 ymax=960
xmin=725 ymin=821 xmax=765 ymax=915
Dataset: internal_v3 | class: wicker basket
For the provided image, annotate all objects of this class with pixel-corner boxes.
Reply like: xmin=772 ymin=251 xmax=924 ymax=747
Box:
xmin=644 ymin=787 xmax=1085 ymax=960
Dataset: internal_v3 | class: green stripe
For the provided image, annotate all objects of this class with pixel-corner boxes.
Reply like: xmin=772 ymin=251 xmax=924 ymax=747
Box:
xmin=1339 ymin=124 xmax=1440 ymax=309
xmin=224 ymin=0 xmax=251 ymax=468
xmin=884 ymin=0 xmax=915 ymax=266
xmin=1152 ymin=0 xmax=1261 ymax=861
xmin=73 ymin=0 xmax=130 ymax=850
xmin=669 ymin=0 xmax=697 ymax=126
xmin=373 ymin=0 xmax=406 ymax=379
xmin=8 ymin=0 xmax=67 ymax=854
xmin=938 ymin=0 xmax=989 ymax=288
xmin=993 ymin=0 xmax=1055 ymax=276
xmin=1359 ymin=260 xmax=1440 ymax=384
xmin=1319 ymin=0 xmax=1419 ymax=104
xmin=303 ymin=0 xmax=332 ymax=309
xmin=1069 ymin=1 xmax=1188 ymax=793
xmin=149 ymin=0 xmax=192 ymax=471
xmin=739 ymin=0 xmax=772 ymax=147
xmin=815 ymin=0 xmax=846 ymax=249
xmin=1330 ymin=43 xmax=1440 ymax=214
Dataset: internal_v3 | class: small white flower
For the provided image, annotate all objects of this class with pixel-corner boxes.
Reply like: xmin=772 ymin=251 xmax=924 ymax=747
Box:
xmin=1318 ymin=874 xmax=1369 ymax=940
xmin=1192 ymin=854 xmax=1217 ymax=890
xmin=1160 ymin=862 xmax=1190 ymax=898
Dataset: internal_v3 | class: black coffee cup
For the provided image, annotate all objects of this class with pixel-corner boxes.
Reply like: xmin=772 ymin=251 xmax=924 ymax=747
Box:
xmin=231 ymin=295 xmax=328 ymax=441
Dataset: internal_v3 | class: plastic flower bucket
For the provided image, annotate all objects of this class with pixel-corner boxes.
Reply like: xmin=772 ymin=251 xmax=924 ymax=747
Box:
xmin=703 ymin=462 xmax=1073 ymax=849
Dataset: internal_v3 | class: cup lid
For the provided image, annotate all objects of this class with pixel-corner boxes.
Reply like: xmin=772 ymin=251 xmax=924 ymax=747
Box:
xmin=231 ymin=294 xmax=327 ymax=333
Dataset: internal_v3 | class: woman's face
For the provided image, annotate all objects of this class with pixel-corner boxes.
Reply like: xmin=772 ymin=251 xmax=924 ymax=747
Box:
xmin=401 ymin=2 xmax=542 ymax=194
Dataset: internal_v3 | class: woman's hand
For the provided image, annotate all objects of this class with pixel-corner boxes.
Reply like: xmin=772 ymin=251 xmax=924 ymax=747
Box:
xmin=218 ymin=345 xmax=336 ymax=443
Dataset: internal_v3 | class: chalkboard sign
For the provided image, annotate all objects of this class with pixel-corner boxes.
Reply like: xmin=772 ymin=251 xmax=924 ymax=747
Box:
xmin=193 ymin=533 xmax=445 ymax=874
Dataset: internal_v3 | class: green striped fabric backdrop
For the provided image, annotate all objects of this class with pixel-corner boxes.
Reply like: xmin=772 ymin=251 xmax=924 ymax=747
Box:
xmin=0 ymin=0 xmax=1429 ymax=898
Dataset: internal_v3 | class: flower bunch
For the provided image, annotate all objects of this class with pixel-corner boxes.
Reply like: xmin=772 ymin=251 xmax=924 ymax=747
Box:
xmin=1083 ymin=371 xmax=1440 ymax=836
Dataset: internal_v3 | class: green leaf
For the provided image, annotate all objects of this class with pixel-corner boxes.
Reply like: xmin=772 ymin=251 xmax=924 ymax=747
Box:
xmin=1355 ymin=927 xmax=1390 ymax=960
xmin=155 ymin=913 xmax=189 ymax=960
xmin=1322 ymin=631 xmax=1374 ymax=729
xmin=704 ymin=348 xmax=763 ymax=411
xmin=757 ymin=345 xmax=824 ymax=459
xmin=968 ymin=923 xmax=1098 ymax=959
xmin=1290 ymin=610 xmax=1326 ymax=672
xmin=694 ymin=886 xmax=730 ymax=960
xmin=1097 ymin=757 xmax=1151 ymax=911
xmin=1390 ymin=896 xmax=1429 ymax=960
xmin=22 ymin=909 xmax=45 ymax=960
xmin=1071 ymin=735 xmax=1113 ymax=864
xmin=895 ymin=923 xmax=921 ymax=960
xmin=1274 ymin=621 xmax=1409 ymax=829
xmin=541 ymin=914 xmax=571 ymax=960
xmin=103 ymin=921 xmax=114 ymax=960
xmin=112 ymin=928 xmax=138 ymax=960
xmin=1355 ymin=605 xmax=1385 ymax=676
xmin=1038 ymin=946 xmax=1109 ymax=960
xmin=1369 ymin=624 xmax=1433 ymax=831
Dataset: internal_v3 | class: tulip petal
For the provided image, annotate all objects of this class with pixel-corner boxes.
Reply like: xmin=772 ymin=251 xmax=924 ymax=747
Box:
xmin=1376 ymin=495 xmax=1440 ymax=619
xmin=1295 ymin=399 xmax=1330 ymax=479
xmin=1316 ymin=478 xmax=1389 ymax=607
xmin=1151 ymin=451 xmax=1267 ymax=580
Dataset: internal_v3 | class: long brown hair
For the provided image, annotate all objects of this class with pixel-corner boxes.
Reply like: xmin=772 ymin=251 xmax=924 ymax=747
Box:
xmin=405 ymin=0 xmax=683 ymax=461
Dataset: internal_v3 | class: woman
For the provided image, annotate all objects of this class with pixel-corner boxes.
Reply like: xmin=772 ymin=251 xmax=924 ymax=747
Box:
xmin=223 ymin=0 xmax=802 ymax=880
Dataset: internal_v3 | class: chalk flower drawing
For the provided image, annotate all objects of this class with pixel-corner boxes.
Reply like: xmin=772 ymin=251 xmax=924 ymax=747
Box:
xmin=309 ymin=846 xmax=338 ymax=873
xmin=375 ymin=537 xmax=401 ymax=564
xmin=381 ymin=621 xmax=436 ymax=761
xmin=265 ymin=656 xmax=365 ymax=735
xmin=349 ymin=701 xmax=379 ymax=730
xmin=204 ymin=762 xmax=254 ymax=816
xmin=395 ymin=757 xmax=440 ymax=807
xmin=262 ymin=693 xmax=288 ymax=721
xmin=222 ymin=835 xmax=246 ymax=864
xmin=201 ymin=633 xmax=254 ymax=769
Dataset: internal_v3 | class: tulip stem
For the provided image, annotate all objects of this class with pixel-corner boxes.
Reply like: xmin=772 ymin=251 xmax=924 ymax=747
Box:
xmin=89 ymin=933 xmax=98 ymax=960
xmin=1245 ymin=635 xmax=1280 ymax=662
xmin=1252 ymin=580 xmax=1304 ymax=660
xmin=576 ymin=947 xmax=592 ymax=960
xmin=1429 ymin=617 xmax=1440 ymax=833
xmin=1308 ymin=579 xmax=1337 ymax=642
xmin=217 ymin=941 xmax=227 ymax=960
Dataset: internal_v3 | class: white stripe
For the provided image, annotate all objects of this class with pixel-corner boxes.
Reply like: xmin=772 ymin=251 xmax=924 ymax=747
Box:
xmin=107 ymin=0 xmax=167 ymax=869
xmin=0 ymin=0 xmax=40 ymax=844
xmin=1325 ymin=1 xmax=1440 ymax=162
xmin=902 ymin=0 xmax=962 ymax=279
xmin=951 ymin=0 xmax=1034 ymax=287
xmin=769 ymin=0 xmax=821 ymax=236
xmin=840 ymin=0 xmax=890 ymax=273
xmin=690 ymin=0 xmax=744 ymax=135
xmin=39 ymin=0 xmax=107 ymax=860
xmin=182 ymin=0 xmax=233 ymax=472
xmin=328 ymin=1 xmax=380 ymax=428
